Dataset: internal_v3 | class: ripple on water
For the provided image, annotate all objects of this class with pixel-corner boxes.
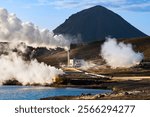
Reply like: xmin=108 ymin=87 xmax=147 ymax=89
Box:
xmin=0 ymin=86 xmax=111 ymax=100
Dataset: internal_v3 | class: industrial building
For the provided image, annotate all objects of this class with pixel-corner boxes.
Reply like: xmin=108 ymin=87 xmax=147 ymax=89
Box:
xmin=69 ymin=58 xmax=85 ymax=67
xmin=67 ymin=50 xmax=84 ymax=67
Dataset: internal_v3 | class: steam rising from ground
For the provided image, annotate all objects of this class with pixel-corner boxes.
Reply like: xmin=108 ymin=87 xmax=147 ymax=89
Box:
xmin=0 ymin=44 xmax=64 ymax=85
xmin=0 ymin=8 xmax=70 ymax=50
xmin=0 ymin=8 xmax=67 ymax=85
xmin=101 ymin=38 xmax=143 ymax=68
xmin=80 ymin=61 xmax=96 ymax=70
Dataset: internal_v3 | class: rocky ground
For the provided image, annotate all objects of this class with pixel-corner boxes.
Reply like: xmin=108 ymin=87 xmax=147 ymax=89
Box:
xmin=41 ymin=66 xmax=150 ymax=100
xmin=41 ymin=78 xmax=150 ymax=100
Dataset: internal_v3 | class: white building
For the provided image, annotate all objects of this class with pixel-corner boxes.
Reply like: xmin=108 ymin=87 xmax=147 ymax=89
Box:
xmin=69 ymin=58 xmax=85 ymax=67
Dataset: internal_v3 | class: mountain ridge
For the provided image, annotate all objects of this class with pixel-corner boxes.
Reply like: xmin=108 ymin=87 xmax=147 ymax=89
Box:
xmin=53 ymin=5 xmax=147 ymax=42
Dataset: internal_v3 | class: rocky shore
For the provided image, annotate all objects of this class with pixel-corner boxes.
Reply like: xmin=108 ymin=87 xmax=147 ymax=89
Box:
xmin=41 ymin=77 xmax=150 ymax=100
xmin=2 ymin=67 xmax=150 ymax=100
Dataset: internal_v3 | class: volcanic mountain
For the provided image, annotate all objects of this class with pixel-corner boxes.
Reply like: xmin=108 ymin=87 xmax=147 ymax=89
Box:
xmin=53 ymin=6 xmax=147 ymax=42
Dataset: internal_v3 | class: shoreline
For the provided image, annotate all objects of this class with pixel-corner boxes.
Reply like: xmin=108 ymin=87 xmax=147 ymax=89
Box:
xmin=1 ymin=68 xmax=150 ymax=100
xmin=41 ymin=76 xmax=150 ymax=100
xmin=1 ymin=76 xmax=150 ymax=100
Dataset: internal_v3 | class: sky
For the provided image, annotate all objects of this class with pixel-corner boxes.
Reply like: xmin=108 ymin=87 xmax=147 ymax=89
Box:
xmin=0 ymin=0 xmax=150 ymax=35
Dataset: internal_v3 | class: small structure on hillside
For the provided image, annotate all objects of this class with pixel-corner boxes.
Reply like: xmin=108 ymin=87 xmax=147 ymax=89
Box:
xmin=69 ymin=58 xmax=85 ymax=67
xmin=67 ymin=50 xmax=85 ymax=68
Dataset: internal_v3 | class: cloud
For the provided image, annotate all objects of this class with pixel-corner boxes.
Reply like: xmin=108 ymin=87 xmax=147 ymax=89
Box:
xmin=33 ymin=0 xmax=150 ymax=12
xmin=45 ymin=0 xmax=126 ymax=9
xmin=49 ymin=0 xmax=80 ymax=9
xmin=119 ymin=2 xmax=150 ymax=12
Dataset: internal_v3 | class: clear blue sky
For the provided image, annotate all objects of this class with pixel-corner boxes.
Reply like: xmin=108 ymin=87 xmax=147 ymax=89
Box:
xmin=0 ymin=0 xmax=150 ymax=35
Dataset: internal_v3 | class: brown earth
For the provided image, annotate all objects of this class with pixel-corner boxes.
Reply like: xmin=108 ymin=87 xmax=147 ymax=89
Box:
xmin=37 ymin=36 xmax=150 ymax=67
xmin=41 ymin=78 xmax=150 ymax=100
xmin=38 ymin=36 xmax=150 ymax=100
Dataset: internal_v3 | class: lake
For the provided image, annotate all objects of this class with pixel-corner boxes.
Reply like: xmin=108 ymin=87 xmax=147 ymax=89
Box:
xmin=0 ymin=86 xmax=111 ymax=100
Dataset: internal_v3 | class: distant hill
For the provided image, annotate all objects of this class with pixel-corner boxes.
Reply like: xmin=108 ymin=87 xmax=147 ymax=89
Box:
xmin=53 ymin=6 xmax=147 ymax=43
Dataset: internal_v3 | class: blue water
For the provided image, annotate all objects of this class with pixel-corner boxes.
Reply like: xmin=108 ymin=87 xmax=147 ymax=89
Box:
xmin=0 ymin=86 xmax=111 ymax=100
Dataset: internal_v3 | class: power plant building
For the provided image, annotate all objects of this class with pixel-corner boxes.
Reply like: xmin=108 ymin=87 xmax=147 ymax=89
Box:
xmin=69 ymin=58 xmax=84 ymax=67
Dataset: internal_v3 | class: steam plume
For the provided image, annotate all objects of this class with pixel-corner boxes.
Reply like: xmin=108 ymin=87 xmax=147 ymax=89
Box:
xmin=80 ymin=61 xmax=96 ymax=70
xmin=0 ymin=44 xmax=64 ymax=85
xmin=0 ymin=8 xmax=70 ymax=50
xmin=101 ymin=38 xmax=143 ymax=68
xmin=0 ymin=8 xmax=67 ymax=85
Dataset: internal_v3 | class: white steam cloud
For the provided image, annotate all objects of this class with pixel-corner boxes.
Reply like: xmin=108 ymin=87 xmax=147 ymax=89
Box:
xmin=80 ymin=61 xmax=96 ymax=70
xmin=0 ymin=42 xmax=64 ymax=85
xmin=0 ymin=52 xmax=64 ymax=85
xmin=101 ymin=38 xmax=144 ymax=68
xmin=0 ymin=8 xmax=67 ymax=85
xmin=0 ymin=8 xmax=70 ymax=50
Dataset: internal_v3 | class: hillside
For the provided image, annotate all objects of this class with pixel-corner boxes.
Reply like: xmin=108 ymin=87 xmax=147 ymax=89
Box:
xmin=53 ymin=6 xmax=147 ymax=43
xmin=37 ymin=36 xmax=150 ymax=67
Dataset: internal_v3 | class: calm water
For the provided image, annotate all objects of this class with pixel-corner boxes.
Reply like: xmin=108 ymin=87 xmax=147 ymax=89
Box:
xmin=0 ymin=86 xmax=111 ymax=100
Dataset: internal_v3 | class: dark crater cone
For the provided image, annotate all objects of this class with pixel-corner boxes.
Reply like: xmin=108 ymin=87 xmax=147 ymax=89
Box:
xmin=53 ymin=6 xmax=147 ymax=42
